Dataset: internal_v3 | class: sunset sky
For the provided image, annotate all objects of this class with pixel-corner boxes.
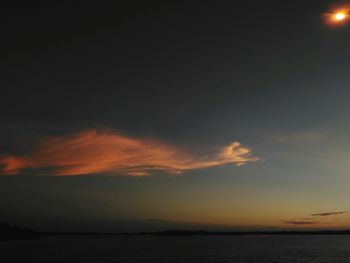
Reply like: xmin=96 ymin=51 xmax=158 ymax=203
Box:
xmin=2 ymin=1 xmax=350 ymax=232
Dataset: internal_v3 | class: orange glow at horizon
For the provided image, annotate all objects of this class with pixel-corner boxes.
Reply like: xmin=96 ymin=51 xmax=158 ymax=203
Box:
xmin=147 ymin=210 xmax=350 ymax=231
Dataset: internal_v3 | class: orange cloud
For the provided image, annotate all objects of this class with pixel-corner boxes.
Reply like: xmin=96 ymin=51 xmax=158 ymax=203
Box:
xmin=0 ymin=130 xmax=258 ymax=176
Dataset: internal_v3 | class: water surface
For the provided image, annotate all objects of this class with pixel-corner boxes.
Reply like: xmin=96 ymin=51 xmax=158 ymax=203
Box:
xmin=2 ymin=235 xmax=350 ymax=262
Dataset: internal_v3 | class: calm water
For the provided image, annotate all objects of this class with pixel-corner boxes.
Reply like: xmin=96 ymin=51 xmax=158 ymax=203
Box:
xmin=2 ymin=235 xmax=350 ymax=262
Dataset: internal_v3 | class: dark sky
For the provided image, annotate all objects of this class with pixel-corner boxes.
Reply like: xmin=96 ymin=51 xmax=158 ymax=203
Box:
xmin=2 ymin=1 xmax=345 ymax=128
xmin=2 ymin=0 xmax=350 ymax=231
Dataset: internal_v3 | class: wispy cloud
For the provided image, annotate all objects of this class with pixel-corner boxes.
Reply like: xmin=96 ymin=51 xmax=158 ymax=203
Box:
xmin=0 ymin=129 xmax=258 ymax=176
xmin=311 ymin=211 xmax=348 ymax=217
xmin=281 ymin=211 xmax=348 ymax=227
xmin=267 ymin=131 xmax=325 ymax=145
xmin=281 ymin=219 xmax=318 ymax=226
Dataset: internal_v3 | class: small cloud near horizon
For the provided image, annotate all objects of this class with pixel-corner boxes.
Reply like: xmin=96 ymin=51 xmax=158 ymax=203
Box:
xmin=0 ymin=129 xmax=258 ymax=176
xmin=311 ymin=211 xmax=348 ymax=217
xmin=281 ymin=219 xmax=318 ymax=226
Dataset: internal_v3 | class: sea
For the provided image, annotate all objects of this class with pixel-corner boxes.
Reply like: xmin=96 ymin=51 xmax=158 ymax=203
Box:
xmin=2 ymin=235 xmax=350 ymax=262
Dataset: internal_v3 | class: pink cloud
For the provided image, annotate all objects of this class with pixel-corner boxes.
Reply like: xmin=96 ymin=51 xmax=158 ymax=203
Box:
xmin=0 ymin=129 xmax=258 ymax=176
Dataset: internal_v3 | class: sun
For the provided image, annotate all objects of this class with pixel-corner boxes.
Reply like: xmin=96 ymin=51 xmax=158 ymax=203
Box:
xmin=324 ymin=8 xmax=350 ymax=25
xmin=334 ymin=12 xmax=347 ymax=21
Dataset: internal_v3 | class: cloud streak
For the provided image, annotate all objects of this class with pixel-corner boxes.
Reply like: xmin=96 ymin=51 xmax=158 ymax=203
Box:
xmin=281 ymin=220 xmax=318 ymax=226
xmin=311 ymin=211 xmax=348 ymax=217
xmin=0 ymin=129 xmax=258 ymax=176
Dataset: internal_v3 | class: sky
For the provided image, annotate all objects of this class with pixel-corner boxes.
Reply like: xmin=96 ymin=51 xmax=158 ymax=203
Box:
xmin=1 ymin=0 xmax=350 ymax=232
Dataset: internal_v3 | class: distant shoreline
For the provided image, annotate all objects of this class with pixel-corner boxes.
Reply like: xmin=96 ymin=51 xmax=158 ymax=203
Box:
xmin=40 ymin=230 xmax=350 ymax=237
xmin=4 ymin=221 xmax=350 ymax=241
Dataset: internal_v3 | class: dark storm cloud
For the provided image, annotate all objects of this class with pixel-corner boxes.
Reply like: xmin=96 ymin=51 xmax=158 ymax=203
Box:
xmin=311 ymin=211 xmax=348 ymax=217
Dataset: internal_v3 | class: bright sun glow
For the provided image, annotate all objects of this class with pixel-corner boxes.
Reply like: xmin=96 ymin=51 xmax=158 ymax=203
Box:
xmin=334 ymin=12 xmax=346 ymax=21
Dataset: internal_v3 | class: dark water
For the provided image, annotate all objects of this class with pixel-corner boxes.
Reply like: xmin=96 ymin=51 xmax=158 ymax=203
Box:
xmin=2 ymin=235 xmax=350 ymax=262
